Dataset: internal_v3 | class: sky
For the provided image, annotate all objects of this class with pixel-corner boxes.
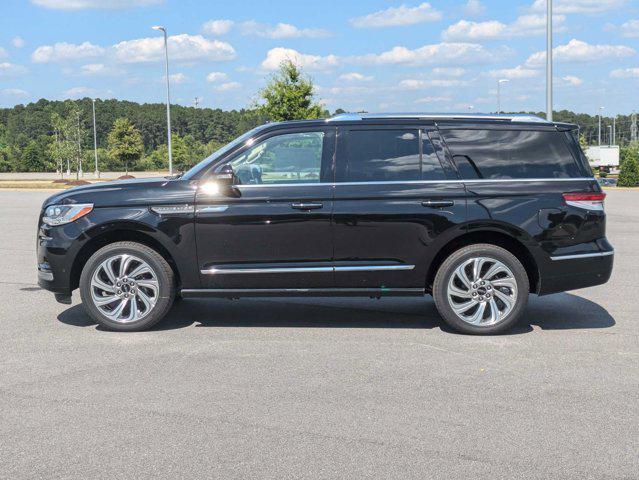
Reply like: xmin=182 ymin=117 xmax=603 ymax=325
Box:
xmin=0 ymin=0 xmax=638 ymax=115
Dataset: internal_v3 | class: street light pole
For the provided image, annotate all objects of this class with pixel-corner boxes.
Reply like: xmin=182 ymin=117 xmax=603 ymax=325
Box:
xmin=598 ymin=107 xmax=604 ymax=146
xmin=608 ymin=125 xmax=612 ymax=147
xmin=152 ymin=25 xmax=173 ymax=175
xmin=612 ymin=116 xmax=616 ymax=146
xmin=497 ymin=79 xmax=509 ymax=113
xmin=546 ymin=0 xmax=553 ymax=121
xmin=92 ymin=99 xmax=99 ymax=178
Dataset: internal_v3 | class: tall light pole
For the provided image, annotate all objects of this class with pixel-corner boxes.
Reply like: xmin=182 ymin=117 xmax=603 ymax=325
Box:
xmin=598 ymin=106 xmax=604 ymax=146
xmin=92 ymin=98 xmax=99 ymax=178
xmin=152 ymin=25 xmax=173 ymax=175
xmin=546 ymin=0 xmax=553 ymax=121
xmin=608 ymin=125 xmax=612 ymax=146
xmin=612 ymin=116 xmax=616 ymax=146
xmin=497 ymin=79 xmax=509 ymax=113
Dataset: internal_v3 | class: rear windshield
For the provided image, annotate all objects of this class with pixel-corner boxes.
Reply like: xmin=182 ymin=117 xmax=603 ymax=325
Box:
xmin=440 ymin=129 xmax=582 ymax=179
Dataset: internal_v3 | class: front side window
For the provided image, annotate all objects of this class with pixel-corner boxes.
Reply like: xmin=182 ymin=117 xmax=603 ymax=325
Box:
xmin=441 ymin=129 xmax=581 ymax=179
xmin=226 ymin=131 xmax=325 ymax=185
xmin=342 ymin=129 xmax=446 ymax=182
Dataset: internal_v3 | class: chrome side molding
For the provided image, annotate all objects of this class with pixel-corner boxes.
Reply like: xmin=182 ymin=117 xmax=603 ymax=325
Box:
xmin=201 ymin=264 xmax=415 ymax=275
xmin=550 ymin=251 xmax=614 ymax=261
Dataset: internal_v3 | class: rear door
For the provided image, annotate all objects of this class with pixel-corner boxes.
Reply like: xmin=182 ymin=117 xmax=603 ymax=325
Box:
xmin=332 ymin=124 xmax=467 ymax=289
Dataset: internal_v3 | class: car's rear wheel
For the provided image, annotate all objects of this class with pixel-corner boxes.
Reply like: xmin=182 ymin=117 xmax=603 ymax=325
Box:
xmin=432 ymin=244 xmax=529 ymax=334
xmin=79 ymin=241 xmax=175 ymax=331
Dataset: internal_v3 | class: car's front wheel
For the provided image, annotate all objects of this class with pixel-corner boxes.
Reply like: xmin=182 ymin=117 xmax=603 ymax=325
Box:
xmin=432 ymin=244 xmax=529 ymax=334
xmin=79 ymin=241 xmax=175 ymax=331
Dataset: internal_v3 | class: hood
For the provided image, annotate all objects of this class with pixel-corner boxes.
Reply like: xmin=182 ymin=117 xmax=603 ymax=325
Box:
xmin=43 ymin=177 xmax=196 ymax=209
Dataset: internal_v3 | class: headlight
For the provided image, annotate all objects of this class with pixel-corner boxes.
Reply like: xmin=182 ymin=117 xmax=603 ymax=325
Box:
xmin=43 ymin=203 xmax=94 ymax=226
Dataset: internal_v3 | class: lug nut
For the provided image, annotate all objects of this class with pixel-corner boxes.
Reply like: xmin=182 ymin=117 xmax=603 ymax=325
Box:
xmin=487 ymin=285 xmax=492 ymax=290
xmin=480 ymin=281 xmax=485 ymax=286
xmin=472 ymin=292 xmax=477 ymax=296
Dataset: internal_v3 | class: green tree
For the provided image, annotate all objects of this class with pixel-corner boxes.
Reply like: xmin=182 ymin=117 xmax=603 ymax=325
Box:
xmin=107 ymin=117 xmax=144 ymax=174
xmin=618 ymin=150 xmax=639 ymax=187
xmin=257 ymin=60 xmax=326 ymax=122
xmin=48 ymin=111 xmax=77 ymax=177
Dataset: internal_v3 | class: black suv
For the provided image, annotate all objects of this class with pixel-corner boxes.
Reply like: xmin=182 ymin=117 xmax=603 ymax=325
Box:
xmin=37 ymin=113 xmax=614 ymax=334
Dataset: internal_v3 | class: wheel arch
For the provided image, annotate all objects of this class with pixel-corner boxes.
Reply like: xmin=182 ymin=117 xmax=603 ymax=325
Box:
xmin=426 ymin=229 xmax=540 ymax=294
xmin=70 ymin=226 xmax=182 ymax=291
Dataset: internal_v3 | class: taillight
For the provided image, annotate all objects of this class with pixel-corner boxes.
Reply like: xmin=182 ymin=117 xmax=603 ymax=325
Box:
xmin=563 ymin=192 xmax=606 ymax=211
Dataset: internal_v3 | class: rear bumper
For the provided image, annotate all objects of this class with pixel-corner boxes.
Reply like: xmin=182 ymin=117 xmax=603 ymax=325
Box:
xmin=538 ymin=240 xmax=614 ymax=295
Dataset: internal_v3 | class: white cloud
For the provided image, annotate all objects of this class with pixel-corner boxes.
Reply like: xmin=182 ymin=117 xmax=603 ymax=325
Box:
xmin=1 ymin=88 xmax=28 ymax=97
xmin=415 ymin=95 xmax=452 ymax=104
xmin=169 ymin=73 xmax=188 ymax=84
xmin=610 ymin=68 xmax=639 ymax=78
xmin=112 ymin=34 xmax=235 ymax=63
xmin=620 ymin=19 xmax=639 ymax=38
xmin=202 ymin=19 xmax=235 ymax=36
xmin=79 ymin=63 xmax=121 ymax=76
xmin=525 ymin=39 xmax=635 ymax=67
xmin=399 ymin=78 xmax=469 ymax=89
xmin=350 ymin=2 xmax=442 ymax=28
xmin=30 ymin=0 xmax=162 ymax=10
xmin=339 ymin=72 xmax=373 ymax=82
xmin=63 ymin=86 xmax=95 ymax=98
xmin=442 ymin=14 xmax=565 ymax=41
xmin=213 ymin=82 xmax=241 ymax=92
xmin=355 ymin=42 xmax=502 ymax=66
xmin=206 ymin=71 xmax=228 ymax=82
xmin=0 ymin=62 xmax=28 ymax=77
xmin=0 ymin=47 xmax=6 ymax=59
xmin=241 ymin=21 xmax=330 ymax=39
xmin=12 ymin=37 xmax=25 ymax=48
xmin=488 ymin=65 xmax=540 ymax=79
xmin=442 ymin=20 xmax=506 ymax=41
xmin=31 ymin=41 xmax=105 ymax=63
xmin=530 ymin=0 xmax=626 ymax=14
xmin=560 ymin=75 xmax=583 ymax=86
xmin=262 ymin=47 xmax=338 ymax=71
xmin=463 ymin=0 xmax=485 ymax=16
xmin=432 ymin=67 xmax=466 ymax=77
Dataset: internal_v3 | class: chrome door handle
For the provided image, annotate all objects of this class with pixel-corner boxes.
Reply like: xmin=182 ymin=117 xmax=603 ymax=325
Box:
xmin=421 ymin=200 xmax=454 ymax=208
xmin=291 ymin=202 xmax=323 ymax=210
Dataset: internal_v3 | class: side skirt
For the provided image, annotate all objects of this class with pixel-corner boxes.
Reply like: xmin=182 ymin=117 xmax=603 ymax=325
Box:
xmin=180 ymin=288 xmax=425 ymax=299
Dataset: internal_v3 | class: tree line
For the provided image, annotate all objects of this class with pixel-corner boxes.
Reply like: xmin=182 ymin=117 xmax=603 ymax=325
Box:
xmin=0 ymin=60 xmax=637 ymax=175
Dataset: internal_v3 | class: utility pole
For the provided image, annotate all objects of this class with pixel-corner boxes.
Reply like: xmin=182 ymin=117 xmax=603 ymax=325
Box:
xmin=92 ymin=99 xmax=99 ymax=178
xmin=152 ymin=25 xmax=173 ymax=175
xmin=76 ymin=109 xmax=82 ymax=180
xmin=194 ymin=97 xmax=201 ymax=108
xmin=546 ymin=0 xmax=553 ymax=121
xmin=608 ymin=125 xmax=612 ymax=147
xmin=598 ymin=107 xmax=604 ymax=146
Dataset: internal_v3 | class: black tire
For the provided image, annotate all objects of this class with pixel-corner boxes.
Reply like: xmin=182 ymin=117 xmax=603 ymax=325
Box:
xmin=79 ymin=241 xmax=175 ymax=331
xmin=432 ymin=244 xmax=529 ymax=335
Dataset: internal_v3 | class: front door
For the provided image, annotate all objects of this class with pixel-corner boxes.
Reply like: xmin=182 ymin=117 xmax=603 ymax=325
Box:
xmin=195 ymin=127 xmax=335 ymax=289
xmin=332 ymin=125 xmax=467 ymax=289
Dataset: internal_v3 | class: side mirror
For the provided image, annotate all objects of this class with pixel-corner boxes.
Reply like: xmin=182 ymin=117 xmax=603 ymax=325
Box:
xmin=214 ymin=164 xmax=235 ymax=185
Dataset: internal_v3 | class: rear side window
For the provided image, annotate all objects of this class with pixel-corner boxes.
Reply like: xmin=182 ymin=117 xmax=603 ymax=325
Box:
xmin=441 ymin=129 xmax=581 ymax=179
xmin=342 ymin=129 xmax=446 ymax=182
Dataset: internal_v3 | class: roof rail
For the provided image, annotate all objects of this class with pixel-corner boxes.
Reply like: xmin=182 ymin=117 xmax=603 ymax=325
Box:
xmin=326 ymin=112 xmax=551 ymax=123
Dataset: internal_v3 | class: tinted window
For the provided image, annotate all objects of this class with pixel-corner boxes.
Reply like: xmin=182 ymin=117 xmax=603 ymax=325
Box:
xmin=441 ymin=129 xmax=581 ymax=179
xmin=228 ymin=131 xmax=324 ymax=184
xmin=343 ymin=129 xmax=445 ymax=182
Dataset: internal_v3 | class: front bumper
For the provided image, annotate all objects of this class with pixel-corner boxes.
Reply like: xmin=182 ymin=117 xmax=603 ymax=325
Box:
xmin=36 ymin=220 xmax=84 ymax=296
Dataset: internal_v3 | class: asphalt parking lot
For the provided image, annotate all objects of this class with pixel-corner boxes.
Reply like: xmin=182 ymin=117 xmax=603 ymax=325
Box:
xmin=0 ymin=188 xmax=637 ymax=479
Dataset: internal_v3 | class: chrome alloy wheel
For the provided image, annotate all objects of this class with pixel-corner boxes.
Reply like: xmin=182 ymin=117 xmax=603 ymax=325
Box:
xmin=90 ymin=254 xmax=159 ymax=323
xmin=446 ymin=256 xmax=518 ymax=326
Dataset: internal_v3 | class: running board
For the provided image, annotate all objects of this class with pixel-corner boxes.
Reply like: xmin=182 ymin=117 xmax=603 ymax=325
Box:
xmin=180 ymin=288 xmax=425 ymax=299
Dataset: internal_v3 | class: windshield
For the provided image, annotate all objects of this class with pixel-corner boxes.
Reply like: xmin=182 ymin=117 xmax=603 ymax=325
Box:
xmin=181 ymin=124 xmax=271 ymax=180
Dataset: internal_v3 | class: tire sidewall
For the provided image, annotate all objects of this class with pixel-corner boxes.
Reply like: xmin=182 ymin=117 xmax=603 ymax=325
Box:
xmin=80 ymin=243 xmax=173 ymax=331
xmin=433 ymin=245 xmax=529 ymax=335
